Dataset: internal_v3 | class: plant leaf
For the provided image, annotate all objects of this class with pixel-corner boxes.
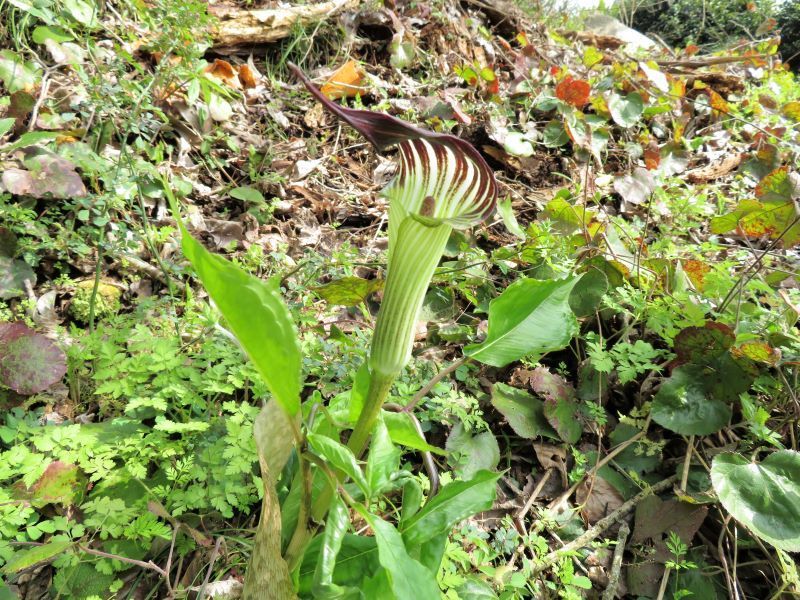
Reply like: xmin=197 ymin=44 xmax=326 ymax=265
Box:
xmin=175 ymin=217 xmax=302 ymax=416
xmin=366 ymin=418 xmax=401 ymax=497
xmin=382 ymin=411 xmax=445 ymax=454
xmin=651 ymin=366 xmax=731 ymax=435
xmin=356 ymin=508 xmax=440 ymax=600
xmin=608 ymin=92 xmax=644 ymax=128
xmin=313 ymin=497 xmax=352 ymax=596
xmin=712 ymin=451 xmax=800 ymax=551
xmin=446 ymin=422 xmax=500 ymax=480
xmin=0 ymin=256 xmax=36 ymax=300
xmin=401 ymin=470 xmax=500 ymax=548
xmin=464 ymin=276 xmax=580 ymax=367
xmin=2 ymin=540 xmax=72 ymax=574
xmin=0 ymin=322 xmax=66 ymax=395
xmin=490 ymin=382 xmax=554 ymax=440
xmin=308 ymin=433 xmax=370 ymax=496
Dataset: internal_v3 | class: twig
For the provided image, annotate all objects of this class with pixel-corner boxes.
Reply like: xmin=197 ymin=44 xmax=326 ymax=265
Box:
xmin=403 ymin=357 xmax=469 ymax=413
xmin=532 ymin=474 xmax=679 ymax=576
xmin=197 ymin=537 xmax=223 ymax=600
xmin=680 ymin=435 xmax=695 ymax=491
xmin=655 ymin=54 xmax=769 ymax=69
xmin=515 ymin=468 xmax=554 ymax=525
xmin=549 ymin=418 xmax=650 ymax=511
xmin=602 ymin=521 xmax=630 ymax=600
xmin=655 ymin=565 xmax=671 ymax=600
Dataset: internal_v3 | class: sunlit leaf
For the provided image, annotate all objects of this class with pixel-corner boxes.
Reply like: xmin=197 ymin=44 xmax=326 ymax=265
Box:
xmin=320 ymin=60 xmax=368 ymax=100
xmin=651 ymin=366 xmax=731 ymax=435
xmin=712 ymin=451 xmax=800 ymax=551
xmin=464 ymin=276 xmax=580 ymax=367
xmin=315 ymin=276 xmax=383 ymax=306
xmin=446 ymin=422 xmax=500 ymax=480
xmin=608 ymin=92 xmax=644 ymax=128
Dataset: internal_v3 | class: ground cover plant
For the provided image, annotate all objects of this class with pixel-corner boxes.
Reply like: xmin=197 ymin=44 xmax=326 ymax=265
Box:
xmin=0 ymin=0 xmax=799 ymax=598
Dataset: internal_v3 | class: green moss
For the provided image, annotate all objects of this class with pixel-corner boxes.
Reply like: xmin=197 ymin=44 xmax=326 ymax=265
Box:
xmin=70 ymin=280 xmax=122 ymax=322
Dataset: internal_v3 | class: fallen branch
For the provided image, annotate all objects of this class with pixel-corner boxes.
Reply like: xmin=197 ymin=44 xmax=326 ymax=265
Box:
xmin=602 ymin=521 xmax=630 ymax=600
xmin=532 ymin=474 xmax=678 ymax=576
xmin=210 ymin=0 xmax=359 ymax=50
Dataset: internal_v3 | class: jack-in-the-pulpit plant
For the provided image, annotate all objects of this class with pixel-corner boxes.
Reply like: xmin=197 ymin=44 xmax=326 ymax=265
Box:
xmin=289 ymin=64 xmax=498 ymax=454
xmin=169 ymin=64 xmax=500 ymax=600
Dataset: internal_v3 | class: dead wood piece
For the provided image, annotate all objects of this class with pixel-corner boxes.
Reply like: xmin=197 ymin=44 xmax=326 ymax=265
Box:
xmin=685 ymin=153 xmax=743 ymax=184
xmin=210 ymin=0 xmax=359 ymax=49
xmin=563 ymin=30 xmax=626 ymax=50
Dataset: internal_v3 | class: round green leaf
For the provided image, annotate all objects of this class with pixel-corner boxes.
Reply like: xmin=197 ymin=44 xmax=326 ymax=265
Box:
xmin=651 ymin=366 xmax=731 ymax=435
xmin=503 ymin=132 xmax=534 ymax=157
xmin=0 ymin=256 xmax=35 ymax=300
xmin=608 ymin=92 xmax=644 ymax=128
xmin=712 ymin=451 xmax=800 ymax=551
xmin=569 ymin=267 xmax=608 ymax=317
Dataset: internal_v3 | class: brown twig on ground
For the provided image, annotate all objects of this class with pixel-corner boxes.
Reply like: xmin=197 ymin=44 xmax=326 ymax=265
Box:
xmin=602 ymin=521 xmax=630 ymax=600
xmin=532 ymin=474 xmax=679 ymax=576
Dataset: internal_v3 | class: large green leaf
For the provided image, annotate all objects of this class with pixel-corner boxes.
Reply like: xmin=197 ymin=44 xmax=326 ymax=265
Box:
xmin=313 ymin=497 xmax=358 ymax=598
xmin=383 ymin=410 xmax=445 ymax=455
xmin=608 ymin=92 xmax=644 ymax=128
xmin=402 ymin=470 xmax=500 ymax=548
xmin=298 ymin=534 xmax=380 ymax=597
xmin=711 ymin=451 xmax=800 ymax=551
xmin=358 ymin=509 xmax=440 ymax=600
xmin=464 ymin=277 xmax=580 ymax=367
xmin=177 ymin=219 xmax=302 ymax=416
xmin=651 ymin=366 xmax=731 ymax=435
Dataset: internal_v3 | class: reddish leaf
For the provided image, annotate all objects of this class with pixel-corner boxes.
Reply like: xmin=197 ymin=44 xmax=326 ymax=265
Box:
xmin=643 ymin=144 xmax=660 ymax=170
xmin=555 ymin=75 xmax=591 ymax=108
xmin=0 ymin=322 xmax=66 ymax=395
xmin=15 ymin=461 xmax=85 ymax=507
xmin=673 ymin=322 xmax=734 ymax=365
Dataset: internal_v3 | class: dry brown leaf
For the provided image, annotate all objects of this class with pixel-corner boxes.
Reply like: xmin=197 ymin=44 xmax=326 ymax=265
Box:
xmin=576 ymin=475 xmax=625 ymax=525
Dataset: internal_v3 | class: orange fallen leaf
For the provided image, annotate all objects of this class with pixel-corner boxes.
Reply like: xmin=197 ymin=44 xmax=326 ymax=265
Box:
xmin=204 ymin=59 xmax=239 ymax=88
xmin=238 ymin=64 xmax=257 ymax=89
xmin=556 ymin=75 xmax=591 ymax=108
xmin=320 ymin=60 xmax=368 ymax=100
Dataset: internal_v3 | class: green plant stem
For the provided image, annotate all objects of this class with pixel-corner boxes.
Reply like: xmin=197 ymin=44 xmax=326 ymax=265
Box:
xmin=348 ymin=370 xmax=396 ymax=458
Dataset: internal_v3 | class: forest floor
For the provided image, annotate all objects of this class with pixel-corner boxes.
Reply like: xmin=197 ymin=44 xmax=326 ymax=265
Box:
xmin=1 ymin=0 xmax=799 ymax=598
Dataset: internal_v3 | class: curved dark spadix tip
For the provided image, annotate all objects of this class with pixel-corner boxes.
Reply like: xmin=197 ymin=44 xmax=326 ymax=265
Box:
xmin=288 ymin=62 xmax=497 ymax=224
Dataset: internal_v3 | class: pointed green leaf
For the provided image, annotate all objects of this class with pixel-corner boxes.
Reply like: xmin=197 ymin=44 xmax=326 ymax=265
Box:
xmin=402 ymin=470 xmax=500 ymax=548
xmin=465 ymin=277 xmax=580 ymax=367
xmin=177 ymin=223 xmax=302 ymax=416
xmin=356 ymin=508 xmax=440 ymax=600
xmin=308 ymin=433 xmax=369 ymax=496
